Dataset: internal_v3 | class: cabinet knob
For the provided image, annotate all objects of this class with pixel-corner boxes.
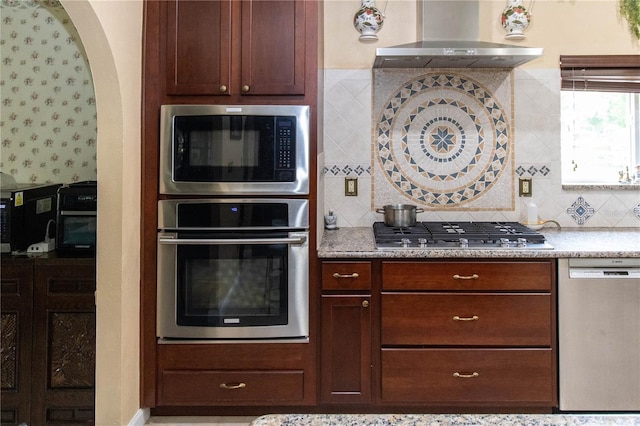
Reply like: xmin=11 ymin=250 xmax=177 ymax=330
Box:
xmin=219 ymin=85 xmax=227 ymax=93
xmin=242 ymin=85 xmax=250 ymax=93
xmin=332 ymin=272 xmax=359 ymax=279
xmin=361 ymin=300 xmax=369 ymax=308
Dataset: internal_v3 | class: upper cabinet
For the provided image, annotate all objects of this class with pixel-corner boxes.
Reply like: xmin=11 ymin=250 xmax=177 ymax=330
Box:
xmin=165 ymin=0 xmax=306 ymax=97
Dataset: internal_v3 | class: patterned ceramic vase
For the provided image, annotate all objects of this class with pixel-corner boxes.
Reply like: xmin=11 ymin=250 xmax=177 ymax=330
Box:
xmin=501 ymin=0 xmax=531 ymax=40
xmin=353 ymin=0 xmax=384 ymax=42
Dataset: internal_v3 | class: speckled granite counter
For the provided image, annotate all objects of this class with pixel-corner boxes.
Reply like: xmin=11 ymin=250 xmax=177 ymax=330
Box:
xmin=250 ymin=413 xmax=640 ymax=425
xmin=318 ymin=227 xmax=640 ymax=259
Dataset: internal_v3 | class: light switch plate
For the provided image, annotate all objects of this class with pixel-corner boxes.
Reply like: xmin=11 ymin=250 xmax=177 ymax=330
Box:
xmin=345 ymin=177 xmax=358 ymax=196
xmin=519 ymin=178 xmax=532 ymax=197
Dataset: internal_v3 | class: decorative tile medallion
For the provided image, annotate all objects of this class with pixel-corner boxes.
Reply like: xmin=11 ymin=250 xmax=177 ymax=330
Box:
xmin=566 ymin=196 xmax=595 ymax=225
xmin=373 ymin=70 xmax=514 ymax=210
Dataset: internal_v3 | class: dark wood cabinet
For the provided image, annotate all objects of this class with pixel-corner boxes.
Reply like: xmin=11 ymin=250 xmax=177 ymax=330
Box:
xmin=320 ymin=262 xmax=372 ymax=405
xmin=0 ymin=258 xmax=33 ymax=425
xmin=141 ymin=0 xmax=319 ymax=411
xmin=165 ymin=0 xmax=306 ymax=97
xmin=380 ymin=259 xmax=557 ymax=408
xmin=156 ymin=343 xmax=314 ymax=407
xmin=165 ymin=0 xmax=231 ymax=96
xmin=0 ymin=256 xmax=96 ymax=425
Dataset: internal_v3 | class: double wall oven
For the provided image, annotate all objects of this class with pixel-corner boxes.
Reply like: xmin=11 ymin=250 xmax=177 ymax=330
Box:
xmin=157 ymin=105 xmax=311 ymax=342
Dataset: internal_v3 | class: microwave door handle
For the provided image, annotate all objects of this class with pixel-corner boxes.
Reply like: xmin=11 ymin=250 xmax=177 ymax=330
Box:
xmin=158 ymin=236 xmax=307 ymax=246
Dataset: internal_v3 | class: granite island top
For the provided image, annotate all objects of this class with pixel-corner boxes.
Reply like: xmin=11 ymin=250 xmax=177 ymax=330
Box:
xmin=250 ymin=413 xmax=640 ymax=425
xmin=318 ymin=227 xmax=640 ymax=259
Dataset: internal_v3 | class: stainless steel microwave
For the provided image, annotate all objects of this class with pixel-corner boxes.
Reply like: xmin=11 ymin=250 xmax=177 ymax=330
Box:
xmin=159 ymin=105 xmax=310 ymax=195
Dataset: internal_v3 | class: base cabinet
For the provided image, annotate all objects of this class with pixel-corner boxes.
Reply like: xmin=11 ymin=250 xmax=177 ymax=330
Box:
xmin=320 ymin=262 xmax=372 ymax=405
xmin=156 ymin=343 xmax=315 ymax=407
xmin=380 ymin=259 xmax=557 ymax=407
xmin=320 ymin=295 xmax=371 ymax=404
xmin=319 ymin=258 xmax=557 ymax=410
xmin=0 ymin=256 xmax=96 ymax=426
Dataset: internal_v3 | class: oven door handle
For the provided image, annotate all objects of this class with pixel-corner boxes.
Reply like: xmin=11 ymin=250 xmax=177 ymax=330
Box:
xmin=158 ymin=236 xmax=307 ymax=246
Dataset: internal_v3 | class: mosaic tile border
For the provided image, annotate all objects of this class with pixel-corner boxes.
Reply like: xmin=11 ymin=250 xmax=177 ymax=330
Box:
xmin=565 ymin=197 xmax=640 ymax=225
xmin=323 ymin=164 xmax=371 ymax=177
xmin=516 ymin=164 xmax=551 ymax=177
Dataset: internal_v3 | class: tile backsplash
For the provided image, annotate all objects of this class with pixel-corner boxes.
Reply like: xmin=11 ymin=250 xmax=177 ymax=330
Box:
xmin=323 ymin=69 xmax=640 ymax=228
xmin=0 ymin=0 xmax=97 ymax=185
xmin=372 ymin=69 xmax=515 ymax=211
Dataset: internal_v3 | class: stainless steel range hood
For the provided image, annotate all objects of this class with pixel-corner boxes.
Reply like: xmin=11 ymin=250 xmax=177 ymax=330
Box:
xmin=373 ymin=0 xmax=543 ymax=69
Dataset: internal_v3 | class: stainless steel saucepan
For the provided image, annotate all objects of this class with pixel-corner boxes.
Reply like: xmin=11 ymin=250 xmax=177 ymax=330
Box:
xmin=376 ymin=204 xmax=424 ymax=227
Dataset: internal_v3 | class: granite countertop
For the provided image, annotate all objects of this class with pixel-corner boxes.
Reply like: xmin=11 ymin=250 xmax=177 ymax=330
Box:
xmin=318 ymin=227 xmax=640 ymax=259
xmin=250 ymin=413 xmax=640 ymax=425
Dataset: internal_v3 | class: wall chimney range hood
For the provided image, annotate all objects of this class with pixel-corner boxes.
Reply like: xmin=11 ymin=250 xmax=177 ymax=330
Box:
xmin=374 ymin=0 xmax=543 ymax=69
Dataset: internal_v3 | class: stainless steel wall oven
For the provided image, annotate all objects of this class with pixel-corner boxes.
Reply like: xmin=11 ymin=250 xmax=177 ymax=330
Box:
xmin=156 ymin=198 xmax=309 ymax=342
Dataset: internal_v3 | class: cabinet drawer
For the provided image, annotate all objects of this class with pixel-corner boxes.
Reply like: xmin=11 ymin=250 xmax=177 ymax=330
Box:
xmin=382 ymin=261 xmax=552 ymax=291
xmin=381 ymin=348 xmax=554 ymax=404
xmin=322 ymin=261 xmax=371 ymax=291
xmin=160 ymin=369 xmax=304 ymax=405
xmin=382 ymin=293 xmax=551 ymax=346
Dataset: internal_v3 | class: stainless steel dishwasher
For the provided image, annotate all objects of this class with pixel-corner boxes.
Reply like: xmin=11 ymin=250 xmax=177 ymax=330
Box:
xmin=558 ymin=258 xmax=640 ymax=411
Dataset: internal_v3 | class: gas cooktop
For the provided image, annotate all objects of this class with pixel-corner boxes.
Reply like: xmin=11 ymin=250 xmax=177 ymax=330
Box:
xmin=373 ymin=221 xmax=554 ymax=250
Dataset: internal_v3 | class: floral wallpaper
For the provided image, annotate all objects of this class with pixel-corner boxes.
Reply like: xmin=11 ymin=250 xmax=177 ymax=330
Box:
xmin=0 ymin=0 xmax=97 ymax=184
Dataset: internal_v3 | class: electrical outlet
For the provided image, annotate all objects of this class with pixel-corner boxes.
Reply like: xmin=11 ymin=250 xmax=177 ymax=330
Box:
xmin=345 ymin=177 xmax=358 ymax=196
xmin=519 ymin=178 xmax=532 ymax=197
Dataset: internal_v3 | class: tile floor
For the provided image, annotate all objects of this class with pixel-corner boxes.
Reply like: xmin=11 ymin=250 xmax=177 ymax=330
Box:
xmin=146 ymin=416 xmax=258 ymax=426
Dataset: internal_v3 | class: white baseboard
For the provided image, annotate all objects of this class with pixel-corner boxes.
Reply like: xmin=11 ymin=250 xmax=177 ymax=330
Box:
xmin=128 ymin=408 xmax=150 ymax=426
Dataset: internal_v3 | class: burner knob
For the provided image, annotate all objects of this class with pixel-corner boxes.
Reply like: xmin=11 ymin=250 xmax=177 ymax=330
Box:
xmin=401 ymin=238 xmax=411 ymax=248
xmin=500 ymin=238 xmax=511 ymax=248
xmin=418 ymin=238 xmax=427 ymax=248
xmin=459 ymin=238 xmax=469 ymax=248
xmin=517 ymin=238 xmax=527 ymax=248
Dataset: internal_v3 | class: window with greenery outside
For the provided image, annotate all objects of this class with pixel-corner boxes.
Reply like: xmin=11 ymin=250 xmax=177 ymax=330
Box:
xmin=560 ymin=55 xmax=640 ymax=185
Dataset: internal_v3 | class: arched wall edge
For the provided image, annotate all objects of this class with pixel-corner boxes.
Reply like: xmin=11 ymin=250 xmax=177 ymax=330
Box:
xmin=57 ymin=1 xmax=143 ymax=425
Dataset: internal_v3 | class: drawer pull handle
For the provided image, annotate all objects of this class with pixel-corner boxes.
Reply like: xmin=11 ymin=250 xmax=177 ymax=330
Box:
xmin=333 ymin=272 xmax=359 ymax=279
xmin=220 ymin=382 xmax=247 ymax=390
xmin=453 ymin=372 xmax=479 ymax=379
xmin=453 ymin=274 xmax=479 ymax=280
xmin=362 ymin=300 xmax=369 ymax=308
xmin=453 ymin=315 xmax=479 ymax=321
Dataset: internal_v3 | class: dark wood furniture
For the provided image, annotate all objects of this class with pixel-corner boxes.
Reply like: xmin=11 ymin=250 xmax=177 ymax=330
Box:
xmin=165 ymin=0 xmax=306 ymax=96
xmin=1 ymin=255 xmax=96 ymax=425
xmin=140 ymin=0 xmax=319 ymax=413
xmin=319 ymin=258 xmax=558 ymax=412
xmin=320 ymin=262 xmax=372 ymax=405
xmin=380 ymin=260 xmax=556 ymax=408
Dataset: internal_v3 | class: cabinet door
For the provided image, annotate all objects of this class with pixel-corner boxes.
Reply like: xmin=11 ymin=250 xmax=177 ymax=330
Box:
xmin=0 ymin=260 xmax=33 ymax=425
xmin=165 ymin=0 xmax=232 ymax=95
xmin=241 ymin=0 xmax=305 ymax=95
xmin=30 ymin=261 xmax=96 ymax=425
xmin=320 ymin=295 xmax=371 ymax=404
